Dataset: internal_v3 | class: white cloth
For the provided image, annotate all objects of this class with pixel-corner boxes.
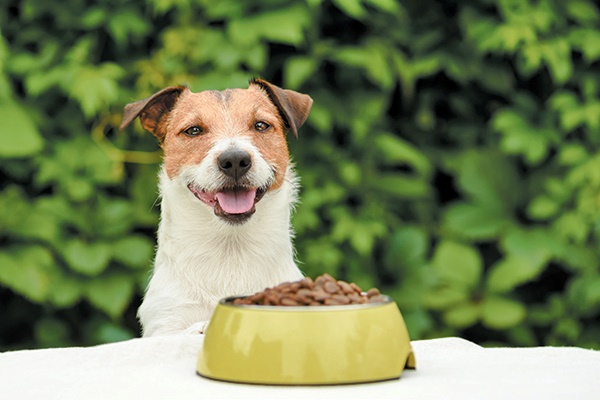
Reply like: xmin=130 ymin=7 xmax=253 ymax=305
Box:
xmin=0 ymin=335 xmax=598 ymax=399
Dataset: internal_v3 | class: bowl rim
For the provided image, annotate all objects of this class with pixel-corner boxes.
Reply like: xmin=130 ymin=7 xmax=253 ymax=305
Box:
xmin=218 ymin=294 xmax=394 ymax=311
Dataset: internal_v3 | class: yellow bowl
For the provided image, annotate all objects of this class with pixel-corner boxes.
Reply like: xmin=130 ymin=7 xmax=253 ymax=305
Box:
xmin=197 ymin=296 xmax=415 ymax=385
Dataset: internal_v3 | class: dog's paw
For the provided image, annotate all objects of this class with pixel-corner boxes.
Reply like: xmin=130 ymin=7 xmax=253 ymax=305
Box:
xmin=183 ymin=320 xmax=209 ymax=335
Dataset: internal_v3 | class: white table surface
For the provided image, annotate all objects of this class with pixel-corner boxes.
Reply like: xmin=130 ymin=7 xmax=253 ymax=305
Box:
xmin=1 ymin=334 xmax=598 ymax=399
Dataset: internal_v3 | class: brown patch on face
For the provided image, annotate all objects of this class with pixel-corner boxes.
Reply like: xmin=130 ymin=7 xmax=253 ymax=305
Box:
xmin=228 ymin=86 xmax=291 ymax=191
xmin=160 ymin=86 xmax=291 ymax=190
xmin=160 ymin=90 xmax=225 ymax=179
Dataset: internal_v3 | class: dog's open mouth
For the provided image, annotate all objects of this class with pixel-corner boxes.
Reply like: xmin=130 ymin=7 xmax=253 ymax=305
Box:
xmin=187 ymin=184 xmax=267 ymax=223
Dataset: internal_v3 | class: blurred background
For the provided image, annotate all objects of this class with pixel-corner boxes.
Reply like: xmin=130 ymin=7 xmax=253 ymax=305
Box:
xmin=1 ymin=0 xmax=600 ymax=350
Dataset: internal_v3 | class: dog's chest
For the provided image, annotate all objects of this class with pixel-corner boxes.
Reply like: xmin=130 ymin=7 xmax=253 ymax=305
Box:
xmin=153 ymin=172 xmax=302 ymax=300
xmin=154 ymin=232 xmax=301 ymax=303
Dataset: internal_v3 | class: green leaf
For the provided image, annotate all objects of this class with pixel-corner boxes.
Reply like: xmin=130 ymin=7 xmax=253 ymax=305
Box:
xmin=95 ymin=198 xmax=135 ymax=238
xmin=479 ymin=23 xmax=535 ymax=53
xmin=481 ymin=296 xmax=526 ymax=329
xmin=11 ymin=207 xmax=60 ymax=243
xmin=62 ymin=239 xmax=112 ymax=276
xmin=241 ymin=42 xmax=267 ymax=71
xmin=228 ymin=4 xmax=310 ymax=46
xmin=492 ymin=109 xmax=559 ymax=165
xmin=332 ymin=47 xmax=369 ymax=68
xmin=557 ymin=144 xmax=589 ymax=166
xmin=391 ymin=51 xmax=415 ymax=100
xmin=566 ymin=0 xmax=600 ymax=24
xmin=559 ymin=107 xmax=585 ymax=132
xmin=307 ymin=100 xmax=334 ymax=132
xmin=432 ymin=241 xmax=482 ymax=289
xmin=486 ymin=256 xmax=544 ymax=293
xmin=107 ymin=9 xmax=151 ymax=45
xmin=412 ymin=55 xmax=443 ymax=79
xmin=374 ymin=133 xmax=432 ymax=177
xmin=81 ymin=7 xmax=106 ymax=29
xmin=540 ymin=38 xmax=572 ymax=84
xmin=501 ymin=227 xmax=555 ymax=267
xmin=529 ymin=295 xmax=565 ymax=325
xmin=332 ymin=0 xmax=366 ymax=19
xmin=338 ymin=161 xmax=362 ymax=187
xmin=349 ymin=220 xmax=386 ymax=256
xmin=582 ymin=101 xmax=600 ymax=131
xmin=442 ymin=202 xmax=511 ymax=241
xmin=349 ymin=92 xmax=387 ymax=137
xmin=527 ymin=195 xmax=560 ymax=220
xmin=0 ymin=246 xmax=53 ymax=302
xmin=66 ymin=63 xmax=126 ymax=117
xmin=0 ymin=187 xmax=59 ymax=243
xmin=549 ymin=90 xmax=579 ymax=112
xmin=553 ymin=212 xmax=589 ymax=244
xmin=555 ymin=244 xmax=597 ymax=272
xmin=0 ymin=101 xmax=44 ymax=158
xmin=85 ymin=274 xmax=135 ymax=318
xmin=501 ymin=127 xmax=556 ymax=165
xmin=112 ymin=235 xmax=154 ymax=269
xmin=283 ymin=57 xmax=319 ymax=89
xmin=332 ymin=43 xmax=395 ymax=89
xmin=363 ymin=42 xmax=394 ymax=89
xmin=64 ymin=178 xmax=94 ymax=202
xmin=426 ymin=286 xmax=470 ymax=310
xmin=443 ymin=302 xmax=480 ymax=328
xmin=444 ymin=150 xmax=521 ymax=211
xmin=553 ymin=318 xmax=582 ymax=342
xmin=24 ymin=65 xmax=66 ymax=97
xmin=92 ymin=321 xmax=135 ymax=343
xmin=570 ymin=28 xmax=600 ymax=62
xmin=284 ymin=56 xmax=318 ymax=89
xmin=507 ymin=325 xmax=538 ymax=346
xmin=48 ymin=273 xmax=82 ymax=308
xmin=370 ymin=175 xmax=430 ymax=199
xmin=567 ymin=275 xmax=600 ymax=316
xmin=350 ymin=229 xmax=375 ymax=256
xmin=385 ymin=226 xmax=428 ymax=271
xmin=364 ymin=0 xmax=404 ymax=15
xmin=303 ymin=239 xmax=343 ymax=276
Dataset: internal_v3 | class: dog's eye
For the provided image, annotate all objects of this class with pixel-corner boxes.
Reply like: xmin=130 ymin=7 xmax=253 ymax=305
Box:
xmin=254 ymin=121 xmax=270 ymax=132
xmin=183 ymin=126 xmax=203 ymax=137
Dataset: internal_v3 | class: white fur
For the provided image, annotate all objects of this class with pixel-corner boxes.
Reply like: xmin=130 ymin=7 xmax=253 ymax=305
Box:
xmin=138 ymin=155 xmax=303 ymax=337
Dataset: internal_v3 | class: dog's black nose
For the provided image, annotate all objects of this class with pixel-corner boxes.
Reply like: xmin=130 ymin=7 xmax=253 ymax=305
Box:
xmin=218 ymin=149 xmax=252 ymax=179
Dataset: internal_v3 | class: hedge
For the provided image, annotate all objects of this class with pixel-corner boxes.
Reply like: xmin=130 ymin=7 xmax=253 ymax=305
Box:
xmin=1 ymin=0 xmax=599 ymax=349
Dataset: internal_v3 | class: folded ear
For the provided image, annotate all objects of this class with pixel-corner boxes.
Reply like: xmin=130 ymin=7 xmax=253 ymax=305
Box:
xmin=120 ymin=86 xmax=187 ymax=140
xmin=250 ymin=79 xmax=313 ymax=138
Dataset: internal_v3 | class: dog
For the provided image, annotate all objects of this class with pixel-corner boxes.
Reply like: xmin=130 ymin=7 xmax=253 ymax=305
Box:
xmin=120 ymin=79 xmax=313 ymax=336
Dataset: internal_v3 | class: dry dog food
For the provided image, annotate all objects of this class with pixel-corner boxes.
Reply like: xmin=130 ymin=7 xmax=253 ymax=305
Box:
xmin=232 ymin=274 xmax=388 ymax=306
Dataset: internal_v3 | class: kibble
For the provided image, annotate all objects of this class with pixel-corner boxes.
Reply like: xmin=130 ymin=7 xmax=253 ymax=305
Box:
xmin=231 ymin=274 xmax=388 ymax=306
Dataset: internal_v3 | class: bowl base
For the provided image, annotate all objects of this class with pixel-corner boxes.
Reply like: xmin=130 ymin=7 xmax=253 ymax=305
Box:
xmin=196 ymin=371 xmax=405 ymax=386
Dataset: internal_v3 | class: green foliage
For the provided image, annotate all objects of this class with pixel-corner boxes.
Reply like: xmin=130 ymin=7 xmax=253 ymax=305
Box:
xmin=1 ymin=0 xmax=599 ymax=350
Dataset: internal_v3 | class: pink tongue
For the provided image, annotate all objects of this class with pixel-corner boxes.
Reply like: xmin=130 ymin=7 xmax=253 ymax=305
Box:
xmin=216 ymin=188 xmax=257 ymax=214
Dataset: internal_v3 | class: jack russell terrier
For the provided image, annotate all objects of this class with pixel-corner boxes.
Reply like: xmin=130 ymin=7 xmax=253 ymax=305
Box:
xmin=120 ymin=79 xmax=313 ymax=336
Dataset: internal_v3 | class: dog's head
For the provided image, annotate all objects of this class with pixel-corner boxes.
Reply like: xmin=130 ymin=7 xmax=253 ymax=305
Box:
xmin=121 ymin=79 xmax=312 ymax=224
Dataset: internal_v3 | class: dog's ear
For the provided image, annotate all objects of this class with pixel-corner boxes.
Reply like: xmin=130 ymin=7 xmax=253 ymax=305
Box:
xmin=120 ymin=86 xmax=187 ymax=140
xmin=250 ymin=79 xmax=313 ymax=138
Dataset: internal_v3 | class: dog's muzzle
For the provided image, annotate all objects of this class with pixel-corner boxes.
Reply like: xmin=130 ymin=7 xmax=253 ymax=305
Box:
xmin=186 ymin=148 xmax=272 ymax=224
